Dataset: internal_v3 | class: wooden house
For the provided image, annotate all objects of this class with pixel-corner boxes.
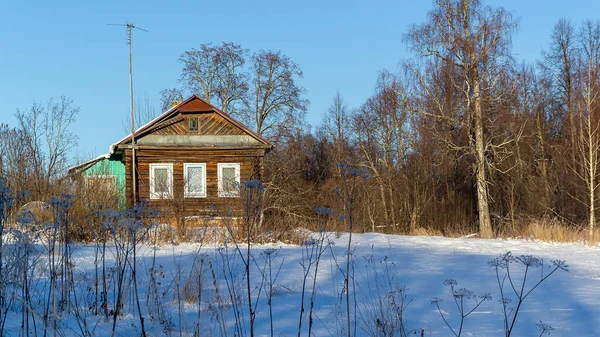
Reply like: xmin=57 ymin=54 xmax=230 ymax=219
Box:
xmin=69 ymin=95 xmax=272 ymax=220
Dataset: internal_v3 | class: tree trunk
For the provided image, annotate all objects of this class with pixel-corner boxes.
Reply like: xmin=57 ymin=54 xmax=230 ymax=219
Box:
xmin=410 ymin=206 xmax=420 ymax=234
xmin=376 ymin=176 xmax=390 ymax=227
xmin=535 ymin=111 xmax=551 ymax=206
xmin=473 ymin=78 xmax=493 ymax=238
xmin=586 ymin=78 xmax=597 ymax=244
xmin=461 ymin=0 xmax=493 ymax=238
xmin=388 ymin=184 xmax=397 ymax=228
xmin=588 ymin=135 xmax=595 ymax=241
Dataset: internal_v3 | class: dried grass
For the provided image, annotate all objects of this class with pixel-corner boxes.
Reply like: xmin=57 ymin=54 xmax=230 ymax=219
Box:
xmin=411 ymin=219 xmax=599 ymax=246
xmin=521 ymin=219 xmax=600 ymax=245
xmin=411 ymin=227 xmax=445 ymax=237
xmin=169 ymin=217 xmax=600 ymax=247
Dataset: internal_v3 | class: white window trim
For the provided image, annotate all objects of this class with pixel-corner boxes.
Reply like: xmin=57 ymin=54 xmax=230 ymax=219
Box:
xmin=218 ymin=163 xmax=241 ymax=197
xmin=184 ymin=163 xmax=207 ymax=198
xmin=149 ymin=163 xmax=173 ymax=199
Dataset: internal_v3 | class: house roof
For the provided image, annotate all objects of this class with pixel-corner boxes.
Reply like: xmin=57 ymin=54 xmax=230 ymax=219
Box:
xmin=67 ymin=153 xmax=111 ymax=175
xmin=113 ymin=94 xmax=272 ymax=149
xmin=68 ymin=95 xmax=272 ymax=176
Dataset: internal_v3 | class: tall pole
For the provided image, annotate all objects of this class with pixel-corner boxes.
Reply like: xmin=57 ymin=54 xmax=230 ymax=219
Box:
xmin=108 ymin=22 xmax=147 ymax=206
xmin=128 ymin=24 xmax=137 ymax=205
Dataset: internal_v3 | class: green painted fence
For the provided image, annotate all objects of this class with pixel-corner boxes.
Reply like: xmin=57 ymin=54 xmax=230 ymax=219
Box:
xmin=82 ymin=155 xmax=126 ymax=207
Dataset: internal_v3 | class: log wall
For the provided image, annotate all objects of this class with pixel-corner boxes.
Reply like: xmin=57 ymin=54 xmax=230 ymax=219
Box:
xmin=124 ymin=148 xmax=265 ymax=218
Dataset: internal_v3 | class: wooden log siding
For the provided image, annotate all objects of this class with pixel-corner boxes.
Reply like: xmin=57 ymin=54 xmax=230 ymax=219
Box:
xmin=125 ymin=148 xmax=264 ymax=217
xmin=147 ymin=116 xmax=185 ymax=135
xmin=151 ymin=113 xmax=246 ymax=136
xmin=195 ymin=113 xmax=246 ymax=135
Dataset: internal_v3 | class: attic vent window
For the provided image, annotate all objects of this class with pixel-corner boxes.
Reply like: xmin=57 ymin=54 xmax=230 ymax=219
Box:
xmin=189 ymin=117 xmax=198 ymax=132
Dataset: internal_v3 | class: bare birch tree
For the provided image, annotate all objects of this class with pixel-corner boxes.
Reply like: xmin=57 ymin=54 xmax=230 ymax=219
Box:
xmin=407 ymin=0 xmax=517 ymax=237
xmin=575 ymin=21 xmax=600 ymax=243
xmin=541 ymin=19 xmax=578 ymax=164
xmin=179 ymin=42 xmax=248 ymax=115
xmin=246 ymin=50 xmax=308 ymax=141
xmin=15 ymin=96 xmax=78 ymax=199
xmin=213 ymin=42 xmax=249 ymax=116
xmin=353 ymin=73 xmax=411 ymax=229
xmin=159 ymin=87 xmax=184 ymax=112
xmin=320 ymin=92 xmax=352 ymax=176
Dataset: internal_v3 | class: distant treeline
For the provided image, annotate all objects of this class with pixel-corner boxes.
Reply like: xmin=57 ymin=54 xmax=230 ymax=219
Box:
xmin=2 ymin=0 xmax=599 ymax=241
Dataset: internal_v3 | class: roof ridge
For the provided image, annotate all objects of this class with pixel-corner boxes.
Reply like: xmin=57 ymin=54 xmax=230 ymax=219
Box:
xmin=114 ymin=94 xmax=272 ymax=148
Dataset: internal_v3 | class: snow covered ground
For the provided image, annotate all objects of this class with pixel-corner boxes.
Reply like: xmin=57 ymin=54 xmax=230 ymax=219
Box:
xmin=3 ymin=232 xmax=599 ymax=336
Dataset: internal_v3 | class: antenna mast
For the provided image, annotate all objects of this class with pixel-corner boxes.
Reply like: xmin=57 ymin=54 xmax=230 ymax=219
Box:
xmin=108 ymin=23 xmax=148 ymax=206
xmin=127 ymin=24 xmax=136 ymax=206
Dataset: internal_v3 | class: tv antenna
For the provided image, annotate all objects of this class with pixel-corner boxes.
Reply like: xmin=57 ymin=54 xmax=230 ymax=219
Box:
xmin=107 ymin=23 xmax=148 ymax=205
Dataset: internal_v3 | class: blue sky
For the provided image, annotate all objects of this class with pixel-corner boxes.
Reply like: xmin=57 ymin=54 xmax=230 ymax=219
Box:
xmin=1 ymin=0 xmax=599 ymax=160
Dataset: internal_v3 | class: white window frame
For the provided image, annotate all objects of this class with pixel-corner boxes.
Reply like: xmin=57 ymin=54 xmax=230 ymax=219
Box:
xmin=149 ymin=163 xmax=173 ymax=199
xmin=218 ymin=163 xmax=241 ymax=197
xmin=184 ymin=163 xmax=207 ymax=198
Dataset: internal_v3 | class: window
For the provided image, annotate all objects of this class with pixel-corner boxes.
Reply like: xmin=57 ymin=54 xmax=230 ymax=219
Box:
xmin=184 ymin=163 xmax=207 ymax=198
xmin=189 ymin=117 xmax=198 ymax=132
xmin=218 ymin=163 xmax=240 ymax=197
xmin=149 ymin=164 xmax=173 ymax=199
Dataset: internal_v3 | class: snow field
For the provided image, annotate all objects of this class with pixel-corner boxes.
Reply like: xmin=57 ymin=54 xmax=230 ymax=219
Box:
xmin=3 ymin=232 xmax=599 ymax=336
